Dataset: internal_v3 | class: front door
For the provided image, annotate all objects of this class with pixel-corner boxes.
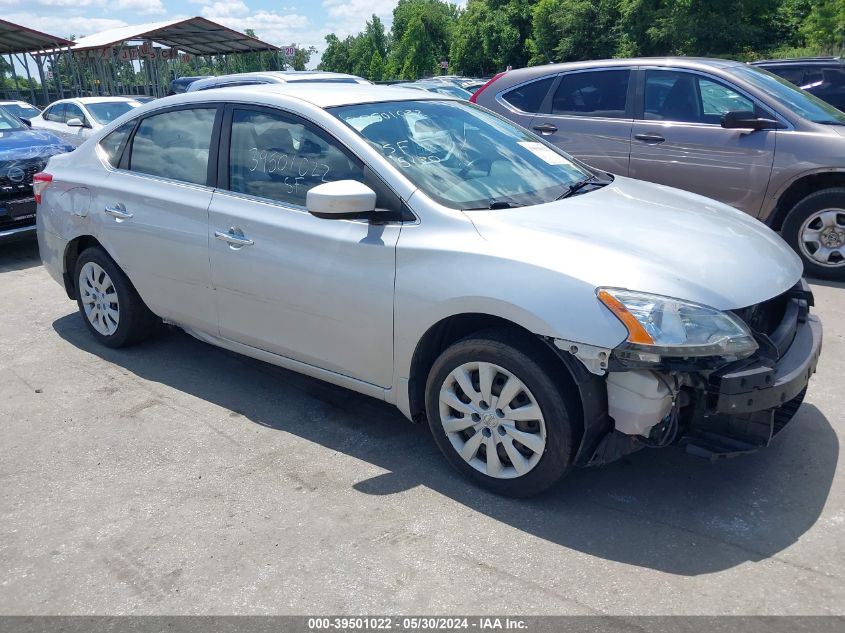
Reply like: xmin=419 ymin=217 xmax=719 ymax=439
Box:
xmin=529 ymin=68 xmax=634 ymax=175
xmin=628 ymin=68 xmax=776 ymax=216
xmin=208 ymin=106 xmax=399 ymax=387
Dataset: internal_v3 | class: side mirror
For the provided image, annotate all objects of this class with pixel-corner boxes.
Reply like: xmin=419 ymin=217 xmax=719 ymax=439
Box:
xmin=306 ymin=180 xmax=377 ymax=218
xmin=720 ymin=110 xmax=781 ymax=130
xmin=66 ymin=117 xmax=85 ymax=128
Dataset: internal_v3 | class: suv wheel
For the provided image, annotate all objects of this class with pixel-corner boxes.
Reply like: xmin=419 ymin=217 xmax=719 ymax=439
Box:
xmin=425 ymin=329 xmax=577 ymax=497
xmin=74 ymin=246 xmax=159 ymax=348
xmin=783 ymin=188 xmax=845 ymax=280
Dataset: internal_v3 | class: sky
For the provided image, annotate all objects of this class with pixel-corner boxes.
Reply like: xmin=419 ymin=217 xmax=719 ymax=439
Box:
xmin=3 ymin=0 xmax=442 ymax=67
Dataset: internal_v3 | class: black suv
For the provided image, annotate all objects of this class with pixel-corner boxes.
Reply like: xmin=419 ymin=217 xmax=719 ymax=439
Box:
xmin=751 ymin=57 xmax=845 ymax=111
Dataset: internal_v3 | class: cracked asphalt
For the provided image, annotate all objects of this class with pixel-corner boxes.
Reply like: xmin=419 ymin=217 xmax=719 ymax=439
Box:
xmin=1 ymin=238 xmax=843 ymax=615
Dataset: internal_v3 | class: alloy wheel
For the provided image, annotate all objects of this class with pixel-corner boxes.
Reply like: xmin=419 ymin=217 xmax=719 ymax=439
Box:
xmin=799 ymin=208 xmax=845 ymax=268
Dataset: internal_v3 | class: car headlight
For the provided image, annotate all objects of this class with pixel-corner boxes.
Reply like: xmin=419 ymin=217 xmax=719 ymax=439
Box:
xmin=597 ymin=288 xmax=758 ymax=360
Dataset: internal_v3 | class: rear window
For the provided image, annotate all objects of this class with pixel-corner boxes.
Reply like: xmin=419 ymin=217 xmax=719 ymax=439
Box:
xmin=501 ymin=77 xmax=554 ymax=113
xmin=99 ymin=120 xmax=136 ymax=167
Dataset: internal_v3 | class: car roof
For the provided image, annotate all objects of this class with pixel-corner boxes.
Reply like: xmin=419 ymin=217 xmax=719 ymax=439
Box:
xmin=502 ymin=57 xmax=742 ymax=77
xmin=163 ymin=83 xmax=457 ymax=109
xmin=49 ymin=96 xmax=140 ymax=106
xmin=188 ymin=71 xmax=368 ymax=89
xmin=751 ymin=57 xmax=842 ymax=65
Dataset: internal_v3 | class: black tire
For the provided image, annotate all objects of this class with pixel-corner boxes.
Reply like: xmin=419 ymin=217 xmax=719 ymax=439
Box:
xmin=782 ymin=188 xmax=845 ymax=281
xmin=73 ymin=246 xmax=160 ymax=348
xmin=425 ymin=328 xmax=578 ymax=497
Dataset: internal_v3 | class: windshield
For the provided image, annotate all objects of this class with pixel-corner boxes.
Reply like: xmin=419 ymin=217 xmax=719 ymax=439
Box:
xmin=425 ymin=84 xmax=473 ymax=99
xmin=85 ymin=101 xmax=139 ymax=125
xmin=333 ymin=100 xmax=594 ymax=209
xmin=0 ymin=107 xmax=26 ymax=131
xmin=730 ymin=65 xmax=845 ymax=125
xmin=3 ymin=103 xmax=40 ymax=120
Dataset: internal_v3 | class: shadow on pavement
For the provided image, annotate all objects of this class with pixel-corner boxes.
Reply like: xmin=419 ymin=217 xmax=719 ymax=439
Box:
xmin=53 ymin=313 xmax=837 ymax=577
xmin=0 ymin=237 xmax=40 ymax=273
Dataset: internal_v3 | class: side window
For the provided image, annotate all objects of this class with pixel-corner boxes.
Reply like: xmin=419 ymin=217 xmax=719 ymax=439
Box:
xmin=501 ymin=77 xmax=554 ymax=113
xmin=129 ymin=108 xmax=216 ymax=186
xmin=99 ymin=120 xmax=136 ymax=168
xmin=644 ymin=70 xmax=755 ymax=124
xmin=228 ymin=108 xmax=364 ymax=207
xmin=550 ymin=69 xmax=630 ymax=118
xmin=698 ymin=77 xmax=755 ymax=121
xmin=64 ymin=103 xmax=86 ymax=126
xmin=45 ymin=104 xmax=65 ymax=122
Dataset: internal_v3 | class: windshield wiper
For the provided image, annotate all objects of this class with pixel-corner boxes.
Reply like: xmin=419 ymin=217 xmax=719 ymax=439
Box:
xmin=463 ymin=200 xmax=525 ymax=210
xmin=556 ymin=175 xmax=600 ymax=200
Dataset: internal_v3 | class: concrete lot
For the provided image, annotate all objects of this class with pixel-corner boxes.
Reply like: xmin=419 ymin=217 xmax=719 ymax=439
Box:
xmin=0 ymin=238 xmax=843 ymax=615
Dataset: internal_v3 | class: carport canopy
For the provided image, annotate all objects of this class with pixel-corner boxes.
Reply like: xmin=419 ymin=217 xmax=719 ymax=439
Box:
xmin=0 ymin=19 xmax=74 ymax=54
xmin=66 ymin=16 xmax=279 ymax=55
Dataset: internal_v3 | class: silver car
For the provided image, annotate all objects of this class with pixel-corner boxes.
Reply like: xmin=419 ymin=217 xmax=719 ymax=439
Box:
xmin=473 ymin=58 xmax=845 ymax=280
xmin=187 ymin=71 xmax=371 ymax=92
xmin=36 ymin=85 xmax=822 ymax=496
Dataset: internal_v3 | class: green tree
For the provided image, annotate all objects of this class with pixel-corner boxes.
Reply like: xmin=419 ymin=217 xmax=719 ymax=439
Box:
xmin=387 ymin=0 xmax=457 ymax=79
xmin=526 ymin=0 xmax=620 ymax=65
xmin=801 ymin=0 xmax=845 ymax=53
xmin=319 ymin=34 xmax=353 ymax=73
xmin=451 ymin=0 xmax=533 ymax=75
xmin=368 ymin=50 xmax=386 ymax=81
xmin=292 ymin=45 xmax=318 ymax=71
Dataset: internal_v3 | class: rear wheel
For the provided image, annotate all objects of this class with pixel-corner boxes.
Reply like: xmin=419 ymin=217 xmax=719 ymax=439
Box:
xmin=74 ymin=246 xmax=159 ymax=348
xmin=783 ymin=188 xmax=845 ymax=280
xmin=425 ymin=329 xmax=577 ymax=497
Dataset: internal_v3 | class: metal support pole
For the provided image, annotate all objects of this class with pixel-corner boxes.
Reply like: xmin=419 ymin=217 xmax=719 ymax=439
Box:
xmin=34 ymin=55 xmax=49 ymax=106
xmin=8 ymin=54 xmax=20 ymax=98
xmin=14 ymin=52 xmax=37 ymax=105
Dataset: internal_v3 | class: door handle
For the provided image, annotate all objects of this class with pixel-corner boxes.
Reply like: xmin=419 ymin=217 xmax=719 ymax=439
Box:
xmin=532 ymin=123 xmax=558 ymax=135
xmin=215 ymin=227 xmax=254 ymax=249
xmin=104 ymin=203 xmax=133 ymax=220
xmin=634 ymin=133 xmax=666 ymax=144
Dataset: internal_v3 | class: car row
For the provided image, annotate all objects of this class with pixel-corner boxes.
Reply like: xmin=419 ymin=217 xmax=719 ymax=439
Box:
xmin=35 ymin=82 xmax=822 ymax=496
xmin=473 ymin=57 xmax=845 ymax=279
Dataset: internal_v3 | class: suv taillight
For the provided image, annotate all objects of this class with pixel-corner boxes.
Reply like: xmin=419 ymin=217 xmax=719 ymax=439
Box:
xmin=469 ymin=71 xmax=507 ymax=103
xmin=32 ymin=172 xmax=52 ymax=204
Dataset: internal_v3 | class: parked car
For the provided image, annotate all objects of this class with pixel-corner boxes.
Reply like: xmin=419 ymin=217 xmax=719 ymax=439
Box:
xmin=29 ymin=97 xmax=142 ymax=147
xmin=394 ymin=81 xmax=473 ymax=99
xmin=0 ymin=100 xmax=41 ymax=123
xmin=36 ymin=85 xmax=821 ymax=496
xmin=186 ymin=71 xmax=371 ymax=92
xmin=473 ymin=57 xmax=845 ymax=280
xmin=0 ymin=107 xmax=73 ymax=239
xmin=751 ymin=57 xmax=845 ymax=111
xmin=131 ymin=96 xmax=156 ymax=104
xmin=169 ymin=76 xmax=210 ymax=95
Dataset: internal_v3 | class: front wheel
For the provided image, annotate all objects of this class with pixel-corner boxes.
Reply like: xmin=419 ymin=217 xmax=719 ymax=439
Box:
xmin=783 ymin=188 xmax=845 ymax=280
xmin=425 ymin=330 xmax=577 ymax=497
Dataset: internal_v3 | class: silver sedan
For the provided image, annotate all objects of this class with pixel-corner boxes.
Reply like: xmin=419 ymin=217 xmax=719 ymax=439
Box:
xmin=36 ymin=84 xmax=821 ymax=495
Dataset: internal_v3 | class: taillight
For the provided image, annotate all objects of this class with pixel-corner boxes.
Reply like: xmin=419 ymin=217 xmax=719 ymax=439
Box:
xmin=32 ymin=172 xmax=52 ymax=204
xmin=469 ymin=71 xmax=507 ymax=103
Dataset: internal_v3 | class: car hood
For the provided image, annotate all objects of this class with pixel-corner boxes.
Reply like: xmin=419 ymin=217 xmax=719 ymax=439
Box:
xmin=465 ymin=176 xmax=803 ymax=310
xmin=0 ymin=127 xmax=72 ymax=163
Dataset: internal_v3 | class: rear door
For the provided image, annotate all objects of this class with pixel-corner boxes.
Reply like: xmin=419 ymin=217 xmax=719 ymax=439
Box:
xmin=628 ymin=68 xmax=776 ymax=215
xmin=93 ymin=105 xmax=220 ymax=331
xmin=528 ymin=68 xmax=634 ymax=175
xmin=207 ymin=105 xmax=400 ymax=387
xmin=494 ymin=75 xmax=556 ymax=131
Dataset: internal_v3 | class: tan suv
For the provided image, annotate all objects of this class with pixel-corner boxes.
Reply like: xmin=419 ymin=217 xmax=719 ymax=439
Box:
xmin=473 ymin=58 xmax=845 ymax=280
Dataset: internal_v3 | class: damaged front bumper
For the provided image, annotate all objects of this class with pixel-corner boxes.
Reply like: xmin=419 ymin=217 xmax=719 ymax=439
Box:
xmin=580 ymin=280 xmax=823 ymax=466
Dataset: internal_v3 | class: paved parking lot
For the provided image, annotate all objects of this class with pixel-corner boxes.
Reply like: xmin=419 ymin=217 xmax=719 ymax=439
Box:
xmin=1 ymin=238 xmax=843 ymax=615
